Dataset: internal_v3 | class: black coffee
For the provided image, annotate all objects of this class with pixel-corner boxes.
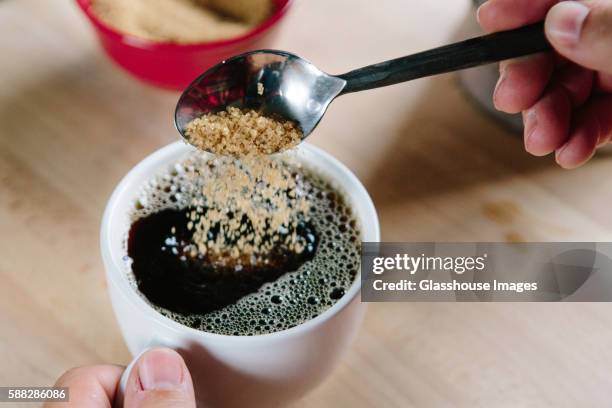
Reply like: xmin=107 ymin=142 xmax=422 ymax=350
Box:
xmin=126 ymin=154 xmax=361 ymax=336
xmin=128 ymin=208 xmax=317 ymax=315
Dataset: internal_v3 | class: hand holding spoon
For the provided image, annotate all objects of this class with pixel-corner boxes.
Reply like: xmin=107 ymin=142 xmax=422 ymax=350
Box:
xmin=175 ymin=23 xmax=550 ymax=150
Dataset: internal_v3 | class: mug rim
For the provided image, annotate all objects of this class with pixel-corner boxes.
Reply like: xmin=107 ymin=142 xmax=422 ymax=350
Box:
xmin=101 ymin=142 xmax=380 ymax=343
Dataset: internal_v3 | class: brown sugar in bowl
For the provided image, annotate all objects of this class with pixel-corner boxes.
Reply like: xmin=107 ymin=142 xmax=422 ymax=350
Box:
xmin=75 ymin=0 xmax=292 ymax=90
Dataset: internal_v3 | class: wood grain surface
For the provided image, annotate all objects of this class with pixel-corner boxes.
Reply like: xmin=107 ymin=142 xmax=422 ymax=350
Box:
xmin=2 ymin=0 xmax=612 ymax=406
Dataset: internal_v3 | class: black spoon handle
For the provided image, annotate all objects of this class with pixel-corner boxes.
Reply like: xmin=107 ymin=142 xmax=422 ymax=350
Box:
xmin=338 ymin=22 xmax=551 ymax=95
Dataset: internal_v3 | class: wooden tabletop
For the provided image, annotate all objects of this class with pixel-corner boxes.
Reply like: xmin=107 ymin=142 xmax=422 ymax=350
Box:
xmin=2 ymin=0 xmax=612 ymax=406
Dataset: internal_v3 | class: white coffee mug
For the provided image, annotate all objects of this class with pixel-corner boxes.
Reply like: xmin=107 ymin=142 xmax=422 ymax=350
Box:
xmin=100 ymin=142 xmax=380 ymax=407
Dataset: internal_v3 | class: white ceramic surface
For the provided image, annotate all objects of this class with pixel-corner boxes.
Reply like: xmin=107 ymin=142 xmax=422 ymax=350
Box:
xmin=101 ymin=142 xmax=380 ymax=407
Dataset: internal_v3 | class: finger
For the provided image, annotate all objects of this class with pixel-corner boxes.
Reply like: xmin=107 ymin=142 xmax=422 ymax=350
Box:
xmin=545 ymin=0 xmax=612 ymax=75
xmin=494 ymin=53 xmax=554 ymax=113
xmin=478 ymin=0 xmax=559 ymax=32
xmin=45 ymin=365 xmax=124 ymax=408
xmin=123 ymin=348 xmax=196 ymax=408
xmin=522 ymin=85 xmax=572 ymax=156
xmin=555 ymin=96 xmax=612 ymax=168
xmin=554 ymin=63 xmax=594 ymax=107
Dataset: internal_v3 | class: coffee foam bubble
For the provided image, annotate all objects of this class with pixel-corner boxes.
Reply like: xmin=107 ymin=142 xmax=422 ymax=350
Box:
xmin=126 ymin=152 xmax=361 ymax=336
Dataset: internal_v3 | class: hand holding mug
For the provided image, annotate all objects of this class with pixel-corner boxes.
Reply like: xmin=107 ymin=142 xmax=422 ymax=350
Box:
xmin=47 ymin=348 xmax=196 ymax=408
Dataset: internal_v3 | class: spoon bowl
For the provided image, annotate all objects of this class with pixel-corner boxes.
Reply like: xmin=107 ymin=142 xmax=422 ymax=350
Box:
xmin=175 ymin=50 xmax=346 ymax=142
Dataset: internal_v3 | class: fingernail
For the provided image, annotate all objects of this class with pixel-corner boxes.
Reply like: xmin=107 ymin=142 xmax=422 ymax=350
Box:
xmin=138 ymin=349 xmax=184 ymax=390
xmin=547 ymin=2 xmax=590 ymax=45
xmin=476 ymin=0 xmax=494 ymax=26
xmin=523 ymin=109 xmax=538 ymax=152
xmin=555 ymin=142 xmax=592 ymax=169
xmin=476 ymin=3 xmax=486 ymax=25
xmin=555 ymin=143 xmax=569 ymax=164
xmin=493 ymin=64 xmax=507 ymax=109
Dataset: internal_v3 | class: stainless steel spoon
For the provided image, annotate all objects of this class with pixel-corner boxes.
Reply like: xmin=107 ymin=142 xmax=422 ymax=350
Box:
xmin=175 ymin=22 xmax=550 ymax=148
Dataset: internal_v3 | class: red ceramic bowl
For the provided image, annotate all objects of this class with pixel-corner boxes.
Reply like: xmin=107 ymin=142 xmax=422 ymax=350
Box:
xmin=76 ymin=0 xmax=292 ymax=90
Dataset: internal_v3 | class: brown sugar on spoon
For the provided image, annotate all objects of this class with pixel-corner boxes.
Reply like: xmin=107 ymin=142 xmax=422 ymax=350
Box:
xmin=184 ymin=107 xmax=303 ymax=157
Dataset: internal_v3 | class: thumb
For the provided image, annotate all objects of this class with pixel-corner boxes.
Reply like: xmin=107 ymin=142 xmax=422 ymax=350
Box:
xmin=124 ymin=348 xmax=196 ymax=408
xmin=545 ymin=0 xmax=612 ymax=74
